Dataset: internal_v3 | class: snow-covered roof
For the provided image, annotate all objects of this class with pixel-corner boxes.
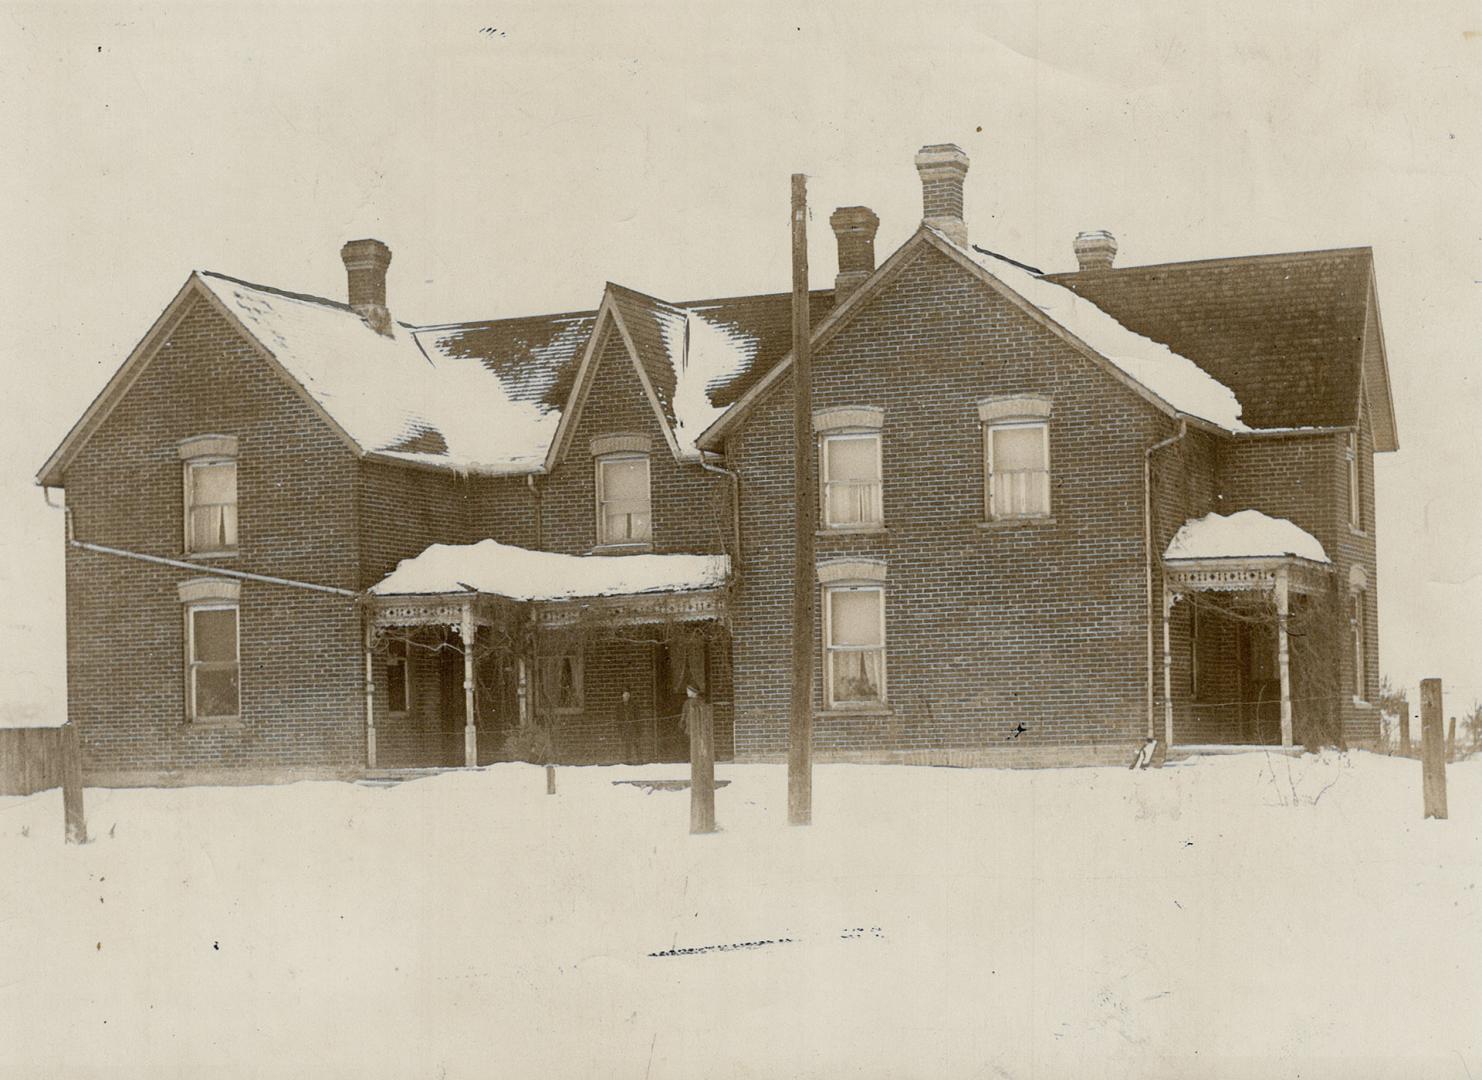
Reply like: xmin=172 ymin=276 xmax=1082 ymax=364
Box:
xmin=1164 ymin=510 xmax=1330 ymax=564
xmin=933 ymin=229 xmax=1250 ymax=431
xmin=200 ymin=272 xmax=558 ymax=473
xmin=370 ymin=539 xmax=730 ymax=601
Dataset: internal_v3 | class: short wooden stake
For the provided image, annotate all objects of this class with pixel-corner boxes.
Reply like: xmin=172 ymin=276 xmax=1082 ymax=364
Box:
xmin=545 ymin=764 xmax=556 ymax=795
xmin=60 ymin=723 xmax=86 ymax=845
xmin=690 ymin=701 xmax=716 ymax=834
xmin=1399 ymin=707 xmax=1412 ymax=757
xmin=1420 ymin=678 xmax=1447 ymax=820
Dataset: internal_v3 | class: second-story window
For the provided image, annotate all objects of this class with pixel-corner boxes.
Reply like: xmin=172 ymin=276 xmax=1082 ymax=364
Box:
xmin=978 ymin=396 xmax=1053 ymax=521
xmin=1347 ymin=431 xmax=1361 ymax=530
xmin=179 ymin=435 xmax=239 ymax=555
xmin=814 ymin=407 xmax=885 ymax=531
xmin=596 ymin=454 xmax=652 ymax=545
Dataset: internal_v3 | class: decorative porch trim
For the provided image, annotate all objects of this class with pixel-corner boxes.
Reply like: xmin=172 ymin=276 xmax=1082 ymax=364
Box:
xmin=1164 ymin=555 xmax=1331 ymax=597
xmin=532 ymin=588 xmax=728 ymax=629
xmin=369 ymin=595 xmax=502 ymax=630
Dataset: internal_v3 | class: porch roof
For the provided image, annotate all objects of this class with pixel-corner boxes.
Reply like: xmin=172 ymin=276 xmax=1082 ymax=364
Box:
xmin=369 ymin=539 xmax=730 ymax=603
xmin=1165 ymin=510 xmax=1329 ymax=565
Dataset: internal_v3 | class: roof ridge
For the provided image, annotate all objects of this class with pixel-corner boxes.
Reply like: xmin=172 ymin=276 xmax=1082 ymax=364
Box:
xmin=605 ymin=280 xmax=687 ymax=316
xmin=411 ymin=308 xmax=599 ymax=333
xmin=1047 ymin=245 xmax=1373 ymax=279
xmin=197 ymin=269 xmax=356 ymax=313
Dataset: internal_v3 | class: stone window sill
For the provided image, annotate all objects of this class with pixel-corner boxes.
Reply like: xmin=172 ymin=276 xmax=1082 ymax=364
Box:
xmin=186 ymin=719 xmax=243 ymax=731
xmin=185 ymin=549 xmax=239 ymax=561
xmin=816 ymin=527 xmax=889 ymax=538
xmin=978 ymin=516 xmax=1056 ymax=531
xmin=816 ymin=706 xmax=893 ymax=718
xmin=1349 ymin=527 xmax=1369 ymax=539
xmin=590 ymin=543 xmax=653 ymax=556
xmin=1352 ymin=697 xmax=1376 ymax=709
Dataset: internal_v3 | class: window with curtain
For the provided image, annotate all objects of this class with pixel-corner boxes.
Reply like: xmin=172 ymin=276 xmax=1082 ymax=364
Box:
xmin=596 ymin=454 xmax=652 ymax=545
xmin=986 ymin=421 xmax=1050 ymax=518
xmin=821 ymin=432 xmax=882 ymax=529
xmin=386 ymin=639 xmax=411 ymax=714
xmin=824 ymin=585 xmax=886 ymax=708
xmin=187 ymin=604 xmax=240 ymax=721
xmin=1351 ymin=591 xmax=1367 ymax=699
xmin=186 ymin=458 xmax=238 ymax=553
xmin=1347 ymin=432 xmax=1361 ymax=530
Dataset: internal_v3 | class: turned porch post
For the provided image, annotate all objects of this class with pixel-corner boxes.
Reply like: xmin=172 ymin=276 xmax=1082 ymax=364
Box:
xmin=461 ymin=602 xmax=478 ymax=768
xmin=1162 ymin=582 xmax=1176 ymax=750
xmin=1276 ymin=566 xmax=1293 ymax=748
xmin=363 ymin=618 xmax=377 ymax=770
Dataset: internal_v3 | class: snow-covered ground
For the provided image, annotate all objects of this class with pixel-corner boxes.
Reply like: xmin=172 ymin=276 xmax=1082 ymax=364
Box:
xmin=2 ymin=752 xmax=1478 ymax=1079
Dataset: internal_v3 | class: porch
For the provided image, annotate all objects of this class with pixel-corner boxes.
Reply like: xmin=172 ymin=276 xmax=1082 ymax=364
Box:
xmin=362 ymin=540 xmax=731 ymax=770
xmin=1161 ymin=511 xmax=1335 ymax=751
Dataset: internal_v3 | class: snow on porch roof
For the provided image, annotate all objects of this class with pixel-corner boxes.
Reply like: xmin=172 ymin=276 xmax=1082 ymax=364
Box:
xmin=1164 ymin=510 xmax=1330 ymax=564
xmin=369 ymin=539 xmax=730 ymax=602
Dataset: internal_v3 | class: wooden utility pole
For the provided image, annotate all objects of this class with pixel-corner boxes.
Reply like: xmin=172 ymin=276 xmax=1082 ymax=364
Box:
xmin=788 ymin=173 xmax=815 ymax=827
xmin=60 ymin=722 xmax=86 ymax=845
xmin=1420 ymin=678 xmax=1447 ymax=820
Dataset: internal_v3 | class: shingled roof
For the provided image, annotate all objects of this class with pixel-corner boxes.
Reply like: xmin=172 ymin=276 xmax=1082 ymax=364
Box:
xmin=1045 ymin=248 xmax=1379 ymax=435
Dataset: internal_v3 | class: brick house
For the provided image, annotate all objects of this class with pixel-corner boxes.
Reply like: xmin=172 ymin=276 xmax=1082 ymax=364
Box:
xmin=38 ymin=144 xmax=1397 ymax=784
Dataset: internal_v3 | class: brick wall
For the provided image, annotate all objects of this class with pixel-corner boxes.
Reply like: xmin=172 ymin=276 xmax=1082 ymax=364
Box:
xmin=725 ymin=245 xmax=1180 ymax=762
xmin=63 ymin=292 xmax=365 ymax=781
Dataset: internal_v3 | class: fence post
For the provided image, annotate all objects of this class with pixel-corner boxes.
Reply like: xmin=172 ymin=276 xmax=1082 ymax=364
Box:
xmin=1420 ymin=678 xmax=1447 ymax=820
xmin=690 ymin=701 xmax=716 ymax=834
xmin=546 ymin=764 xmax=556 ymax=795
xmin=1399 ymin=706 xmax=1412 ymax=757
xmin=61 ymin=723 xmax=86 ymax=845
xmin=1446 ymin=717 xmax=1457 ymax=763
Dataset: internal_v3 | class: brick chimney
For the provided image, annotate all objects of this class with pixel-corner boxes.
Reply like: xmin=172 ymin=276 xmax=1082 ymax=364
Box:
xmin=914 ymin=143 xmax=969 ymax=247
xmin=1072 ymin=230 xmax=1117 ymax=271
xmin=829 ymin=206 xmax=880 ymax=302
xmin=340 ymin=238 xmax=394 ymax=336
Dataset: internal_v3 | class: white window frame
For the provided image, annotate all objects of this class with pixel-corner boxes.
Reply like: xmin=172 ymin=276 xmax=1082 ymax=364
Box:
xmin=1351 ymin=590 xmax=1367 ymax=701
xmin=820 ymin=430 xmax=884 ymax=531
xmin=539 ymin=649 xmax=585 ymax=714
xmin=595 ymin=452 xmax=652 ymax=547
xmin=386 ymin=638 xmax=412 ymax=716
xmin=1346 ymin=431 xmax=1361 ymax=531
xmin=185 ymin=601 xmax=240 ymax=723
xmin=822 ymin=583 xmax=888 ymax=710
xmin=183 ymin=455 xmax=238 ymax=555
xmin=984 ymin=419 xmax=1051 ymax=520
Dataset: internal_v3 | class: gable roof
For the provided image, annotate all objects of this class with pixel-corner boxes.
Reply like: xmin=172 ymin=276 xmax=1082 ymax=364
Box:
xmin=696 ymin=226 xmax=1250 ymax=450
xmin=1046 ymin=247 xmax=1396 ymax=448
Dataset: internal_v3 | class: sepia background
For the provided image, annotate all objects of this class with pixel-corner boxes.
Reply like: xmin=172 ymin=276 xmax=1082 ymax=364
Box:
xmin=1 ymin=0 xmax=1478 ymax=718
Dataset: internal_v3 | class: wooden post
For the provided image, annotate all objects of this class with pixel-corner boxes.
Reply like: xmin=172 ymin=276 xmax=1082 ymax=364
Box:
xmin=788 ymin=172 xmax=815 ymax=827
xmin=60 ymin=722 xmax=86 ymax=845
xmin=517 ymin=655 xmax=529 ymax=725
xmin=461 ymin=603 xmax=477 ymax=769
xmin=690 ymin=699 xmax=717 ymax=834
xmin=1400 ymin=705 xmax=1412 ymax=757
xmin=363 ymin=622 xmax=377 ymax=770
xmin=1446 ymin=717 xmax=1457 ymax=763
xmin=1161 ymin=584 xmax=1175 ymax=751
xmin=546 ymin=764 xmax=556 ymax=795
xmin=1421 ymin=678 xmax=1447 ymax=819
xmin=1275 ymin=566 xmax=1293 ymax=749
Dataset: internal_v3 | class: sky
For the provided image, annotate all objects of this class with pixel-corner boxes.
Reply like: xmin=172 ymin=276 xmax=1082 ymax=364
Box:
xmin=1 ymin=0 xmax=1478 ymax=719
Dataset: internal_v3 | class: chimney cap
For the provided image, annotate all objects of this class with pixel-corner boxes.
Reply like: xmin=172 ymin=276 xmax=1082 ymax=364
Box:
xmin=340 ymin=238 xmax=392 ymax=270
xmin=1073 ymin=230 xmax=1117 ymax=271
xmin=914 ymin=143 xmax=970 ymax=173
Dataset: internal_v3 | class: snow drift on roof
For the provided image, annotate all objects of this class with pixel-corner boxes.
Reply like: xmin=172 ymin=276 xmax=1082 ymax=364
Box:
xmin=661 ymin=310 xmax=760 ymax=455
xmin=199 ymin=273 xmax=557 ymax=471
xmin=932 ymin=229 xmax=1250 ymax=431
xmin=370 ymin=539 xmax=730 ymax=601
xmin=1164 ymin=510 xmax=1329 ymax=564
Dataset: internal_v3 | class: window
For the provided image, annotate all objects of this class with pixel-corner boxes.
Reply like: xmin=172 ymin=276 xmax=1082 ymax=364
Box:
xmin=187 ymin=604 xmax=240 ymax=722
xmin=978 ymin=396 xmax=1053 ymax=521
xmin=1351 ymin=591 xmax=1367 ymax=700
xmin=824 ymin=585 xmax=886 ymax=708
xmin=539 ymin=651 xmax=584 ymax=713
xmin=596 ymin=455 xmax=651 ymax=546
xmin=179 ymin=435 xmax=238 ymax=554
xmin=386 ymin=639 xmax=411 ymax=714
xmin=986 ymin=422 xmax=1050 ymax=518
xmin=821 ymin=432 xmax=883 ymax=529
xmin=1346 ymin=432 xmax=1361 ymax=530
